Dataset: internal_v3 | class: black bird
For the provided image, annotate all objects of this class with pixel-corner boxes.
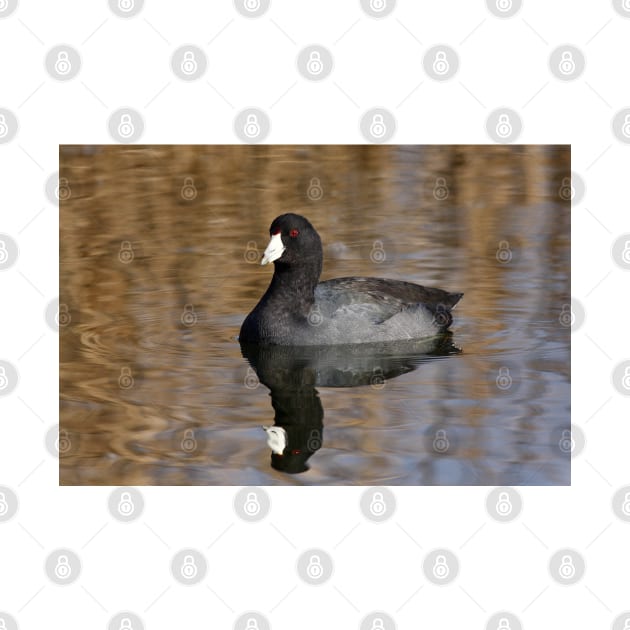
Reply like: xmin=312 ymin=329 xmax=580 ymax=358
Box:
xmin=240 ymin=213 xmax=463 ymax=346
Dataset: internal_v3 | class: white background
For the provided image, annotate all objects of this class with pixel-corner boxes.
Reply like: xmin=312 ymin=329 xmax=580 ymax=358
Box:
xmin=1 ymin=1 xmax=629 ymax=628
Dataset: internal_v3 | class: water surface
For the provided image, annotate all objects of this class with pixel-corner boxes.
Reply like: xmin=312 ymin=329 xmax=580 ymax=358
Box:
xmin=60 ymin=145 xmax=570 ymax=485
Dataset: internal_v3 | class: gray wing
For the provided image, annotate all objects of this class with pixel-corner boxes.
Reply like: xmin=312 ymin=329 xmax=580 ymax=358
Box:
xmin=315 ymin=277 xmax=463 ymax=325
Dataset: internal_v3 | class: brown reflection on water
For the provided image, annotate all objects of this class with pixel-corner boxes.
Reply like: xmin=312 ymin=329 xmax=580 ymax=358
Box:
xmin=60 ymin=145 xmax=570 ymax=485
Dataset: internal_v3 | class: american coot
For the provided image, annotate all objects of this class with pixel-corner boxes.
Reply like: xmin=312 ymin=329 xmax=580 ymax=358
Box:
xmin=239 ymin=213 xmax=463 ymax=346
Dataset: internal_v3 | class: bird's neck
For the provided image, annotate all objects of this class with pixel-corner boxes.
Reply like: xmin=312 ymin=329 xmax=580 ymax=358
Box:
xmin=265 ymin=261 xmax=320 ymax=310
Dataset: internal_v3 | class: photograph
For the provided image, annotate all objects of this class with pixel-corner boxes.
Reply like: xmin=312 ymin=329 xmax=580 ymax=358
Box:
xmin=4 ymin=1 xmax=627 ymax=628
xmin=59 ymin=144 xmax=570 ymax=485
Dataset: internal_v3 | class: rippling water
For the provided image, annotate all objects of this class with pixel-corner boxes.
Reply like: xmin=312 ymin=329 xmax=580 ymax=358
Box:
xmin=60 ymin=145 xmax=570 ymax=485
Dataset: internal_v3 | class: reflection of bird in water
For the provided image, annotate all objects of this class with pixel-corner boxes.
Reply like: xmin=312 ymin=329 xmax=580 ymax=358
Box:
xmin=242 ymin=334 xmax=461 ymax=475
xmin=262 ymin=426 xmax=287 ymax=455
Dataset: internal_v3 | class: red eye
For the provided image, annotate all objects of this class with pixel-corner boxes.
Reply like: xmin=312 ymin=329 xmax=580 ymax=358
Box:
xmin=289 ymin=229 xmax=299 ymax=238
